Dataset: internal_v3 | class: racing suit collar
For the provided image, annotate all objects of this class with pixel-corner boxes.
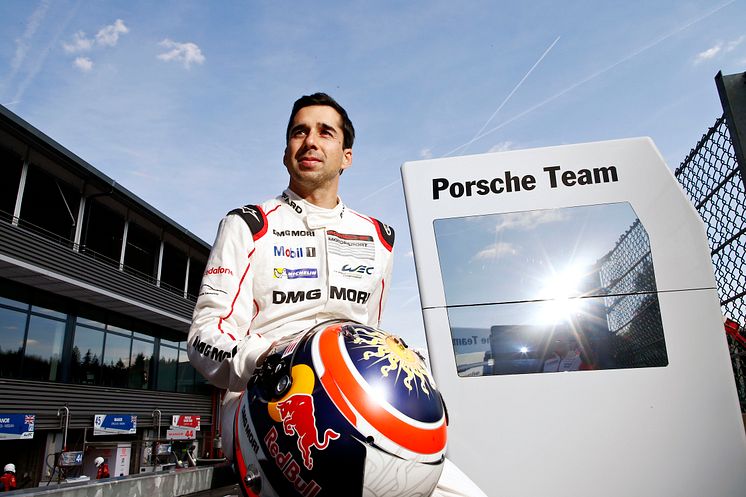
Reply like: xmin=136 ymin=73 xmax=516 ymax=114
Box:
xmin=281 ymin=188 xmax=346 ymax=229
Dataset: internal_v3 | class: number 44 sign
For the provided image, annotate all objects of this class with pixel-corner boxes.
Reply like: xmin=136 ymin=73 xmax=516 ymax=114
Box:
xmin=168 ymin=415 xmax=200 ymax=440
xmin=166 ymin=428 xmax=196 ymax=440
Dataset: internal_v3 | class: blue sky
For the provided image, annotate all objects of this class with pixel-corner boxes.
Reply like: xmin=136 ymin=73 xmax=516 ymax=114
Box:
xmin=1 ymin=0 xmax=744 ymax=348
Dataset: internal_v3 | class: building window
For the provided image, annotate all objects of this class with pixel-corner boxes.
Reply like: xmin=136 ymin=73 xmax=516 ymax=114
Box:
xmin=129 ymin=337 xmax=153 ymax=389
xmin=0 ymin=305 xmax=27 ymax=379
xmin=23 ymin=314 xmax=66 ymax=381
xmin=177 ymin=348 xmax=196 ymax=393
xmin=102 ymin=331 xmax=131 ymax=388
xmin=157 ymin=340 xmax=179 ymax=391
xmin=0 ymin=285 xmax=210 ymax=394
xmin=71 ymin=325 xmax=104 ymax=385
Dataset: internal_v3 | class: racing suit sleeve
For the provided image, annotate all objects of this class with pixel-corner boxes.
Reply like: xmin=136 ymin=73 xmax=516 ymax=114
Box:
xmin=370 ymin=244 xmax=394 ymax=326
xmin=188 ymin=214 xmax=273 ymax=391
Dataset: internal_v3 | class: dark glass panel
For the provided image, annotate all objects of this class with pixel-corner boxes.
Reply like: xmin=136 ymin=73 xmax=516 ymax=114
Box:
xmin=129 ymin=339 xmax=153 ymax=389
xmin=71 ymin=325 xmax=104 ymax=385
xmin=30 ymin=305 xmax=66 ymax=320
xmin=0 ymin=306 xmax=27 ymax=378
xmin=76 ymin=317 xmax=106 ymax=329
xmin=24 ymin=315 xmax=65 ymax=381
xmin=0 ymin=296 xmax=27 ymax=311
xmin=156 ymin=344 xmax=178 ymax=392
xmin=102 ymin=332 xmax=131 ymax=388
xmin=176 ymin=348 xmax=195 ymax=393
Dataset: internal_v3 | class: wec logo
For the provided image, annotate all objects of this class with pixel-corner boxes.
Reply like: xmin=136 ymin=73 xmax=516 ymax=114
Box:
xmin=341 ymin=264 xmax=374 ymax=275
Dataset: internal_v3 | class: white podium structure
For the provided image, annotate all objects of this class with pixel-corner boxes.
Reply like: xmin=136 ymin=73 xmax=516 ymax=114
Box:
xmin=401 ymin=138 xmax=746 ymax=497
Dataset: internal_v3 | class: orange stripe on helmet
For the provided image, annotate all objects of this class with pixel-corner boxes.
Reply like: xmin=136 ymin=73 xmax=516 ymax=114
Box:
xmin=317 ymin=326 xmax=446 ymax=455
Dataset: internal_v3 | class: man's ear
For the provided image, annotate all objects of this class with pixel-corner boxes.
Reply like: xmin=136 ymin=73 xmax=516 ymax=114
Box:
xmin=340 ymin=148 xmax=353 ymax=173
xmin=282 ymin=146 xmax=290 ymax=167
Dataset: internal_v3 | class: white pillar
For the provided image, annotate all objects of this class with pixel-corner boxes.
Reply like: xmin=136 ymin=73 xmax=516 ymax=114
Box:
xmin=12 ymin=159 xmax=29 ymax=226
xmin=156 ymin=239 xmax=164 ymax=287
xmin=184 ymin=256 xmax=191 ymax=298
xmin=120 ymin=219 xmax=129 ymax=271
xmin=73 ymin=195 xmax=86 ymax=252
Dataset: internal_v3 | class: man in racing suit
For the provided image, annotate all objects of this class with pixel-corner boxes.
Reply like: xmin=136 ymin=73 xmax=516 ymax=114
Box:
xmin=189 ymin=93 xmax=485 ymax=497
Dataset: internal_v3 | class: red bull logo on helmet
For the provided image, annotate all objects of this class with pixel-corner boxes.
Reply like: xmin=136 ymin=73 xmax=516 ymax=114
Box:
xmin=276 ymin=393 xmax=340 ymax=471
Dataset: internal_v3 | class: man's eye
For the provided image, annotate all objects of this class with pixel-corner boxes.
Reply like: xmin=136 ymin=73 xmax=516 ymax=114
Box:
xmin=292 ymin=129 xmax=307 ymax=137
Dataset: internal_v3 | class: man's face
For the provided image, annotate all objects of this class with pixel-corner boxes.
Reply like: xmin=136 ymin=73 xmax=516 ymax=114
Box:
xmin=283 ymin=105 xmax=352 ymax=194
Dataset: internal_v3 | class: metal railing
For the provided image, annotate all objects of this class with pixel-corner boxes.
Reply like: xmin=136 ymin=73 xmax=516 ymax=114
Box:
xmin=0 ymin=210 xmax=198 ymax=302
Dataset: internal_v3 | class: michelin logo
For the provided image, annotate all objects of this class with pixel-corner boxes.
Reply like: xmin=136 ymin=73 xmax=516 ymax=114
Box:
xmin=274 ymin=268 xmax=319 ymax=279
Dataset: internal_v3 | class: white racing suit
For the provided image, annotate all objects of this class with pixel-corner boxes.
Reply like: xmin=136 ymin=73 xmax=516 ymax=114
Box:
xmin=189 ymin=188 xmax=486 ymax=497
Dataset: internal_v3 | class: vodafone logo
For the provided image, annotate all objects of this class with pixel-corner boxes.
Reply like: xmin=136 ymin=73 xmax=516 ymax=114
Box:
xmin=204 ymin=266 xmax=234 ymax=276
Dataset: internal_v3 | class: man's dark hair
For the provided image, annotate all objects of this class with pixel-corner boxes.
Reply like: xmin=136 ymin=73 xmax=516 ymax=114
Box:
xmin=286 ymin=92 xmax=355 ymax=149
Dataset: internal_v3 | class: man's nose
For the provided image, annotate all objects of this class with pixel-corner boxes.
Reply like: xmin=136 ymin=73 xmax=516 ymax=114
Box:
xmin=302 ymin=131 xmax=319 ymax=148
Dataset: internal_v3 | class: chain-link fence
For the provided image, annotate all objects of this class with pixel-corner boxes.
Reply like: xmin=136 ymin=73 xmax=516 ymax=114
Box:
xmin=675 ymin=115 xmax=746 ymax=410
xmin=598 ymin=219 xmax=668 ymax=369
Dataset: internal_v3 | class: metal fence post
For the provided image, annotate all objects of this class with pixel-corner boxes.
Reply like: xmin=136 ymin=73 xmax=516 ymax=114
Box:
xmin=716 ymin=71 xmax=746 ymax=188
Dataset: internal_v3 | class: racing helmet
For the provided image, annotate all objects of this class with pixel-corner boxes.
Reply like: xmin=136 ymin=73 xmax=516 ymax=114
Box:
xmin=94 ymin=457 xmax=104 ymax=467
xmin=4 ymin=464 xmax=14 ymax=474
xmin=234 ymin=320 xmax=448 ymax=497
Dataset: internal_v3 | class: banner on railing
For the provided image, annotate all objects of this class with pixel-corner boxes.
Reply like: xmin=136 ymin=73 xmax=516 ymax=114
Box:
xmin=0 ymin=414 xmax=35 ymax=440
xmin=94 ymin=414 xmax=137 ymax=435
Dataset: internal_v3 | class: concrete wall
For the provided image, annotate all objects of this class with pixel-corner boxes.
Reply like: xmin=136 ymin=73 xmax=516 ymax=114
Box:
xmin=15 ymin=467 xmax=214 ymax=497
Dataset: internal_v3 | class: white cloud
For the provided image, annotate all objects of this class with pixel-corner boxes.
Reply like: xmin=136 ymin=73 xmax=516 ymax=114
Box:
xmin=63 ymin=20 xmax=128 ymax=54
xmin=494 ymin=210 xmax=566 ymax=233
xmin=73 ymin=56 xmax=93 ymax=72
xmin=157 ymin=39 xmax=205 ymax=68
xmin=694 ymin=43 xmax=722 ymax=64
xmin=694 ymin=36 xmax=745 ymax=64
xmin=419 ymin=148 xmax=433 ymax=159
xmin=488 ymin=141 xmax=514 ymax=153
xmin=63 ymin=31 xmax=94 ymax=53
xmin=95 ymin=19 xmax=128 ymax=47
xmin=472 ymin=242 xmax=517 ymax=260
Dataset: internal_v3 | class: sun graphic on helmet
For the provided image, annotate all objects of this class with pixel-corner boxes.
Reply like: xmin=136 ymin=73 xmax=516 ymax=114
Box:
xmin=349 ymin=325 xmax=435 ymax=395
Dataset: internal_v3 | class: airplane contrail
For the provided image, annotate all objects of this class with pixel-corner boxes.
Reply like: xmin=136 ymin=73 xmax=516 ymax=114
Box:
xmin=460 ymin=0 xmax=736 ymax=149
xmin=359 ymin=0 xmax=735 ymax=203
xmin=452 ymin=35 xmax=561 ymax=157
xmin=361 ymin=37 xmax=562 ymax=201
